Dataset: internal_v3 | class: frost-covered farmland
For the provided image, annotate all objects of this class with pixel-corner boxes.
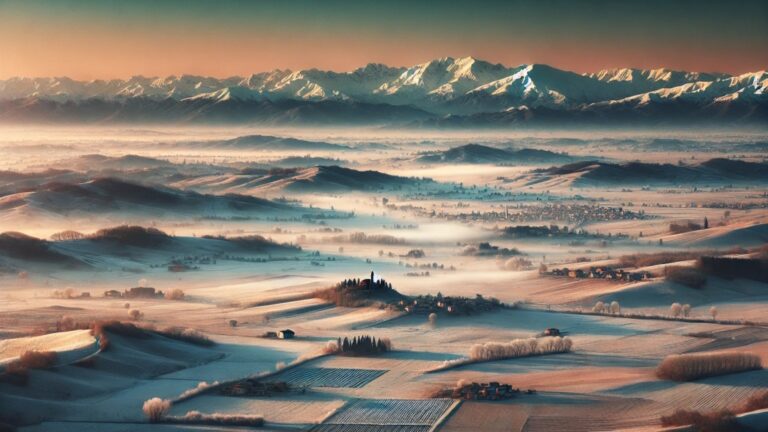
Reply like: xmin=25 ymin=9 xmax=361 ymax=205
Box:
xmin=270 ymin=367 xmax=389 ymax=388
xmin=322 ymin=398 xmax=456 ymax=426
xmin=311 ymin=425 xmax=433 ymax=432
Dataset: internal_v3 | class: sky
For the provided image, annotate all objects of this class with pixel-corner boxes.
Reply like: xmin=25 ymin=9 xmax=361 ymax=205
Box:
xmin=1 ymin=0 xmax=767 ymax=79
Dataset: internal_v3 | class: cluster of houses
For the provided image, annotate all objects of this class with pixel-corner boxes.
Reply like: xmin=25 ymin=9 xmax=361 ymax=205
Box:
xmin=546 ymin=266 xmax=651 ymax=282
xmin=396 ymin=294 xmax=502 ymax=315
xmin=103 ymin=286 xmax=164 ymax=298
xmin=452 ymin=381 xmax=534 ymax=400
xmin=414 ymin=203 xmax=649 ymax=225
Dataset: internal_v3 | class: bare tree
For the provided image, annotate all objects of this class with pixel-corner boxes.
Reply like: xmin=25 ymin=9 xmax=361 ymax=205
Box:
xmin=610 ymin=301 xmax=621 ymax=315
xmin=682 ymin=304 xmax=691 ymax=317
xmin=593 ymin=301 xmax=605 ymax=314
xmin=143 ymin=398 xmax=171 ymax=422
xmin=670 ymin=302 xmax=682 ymax=318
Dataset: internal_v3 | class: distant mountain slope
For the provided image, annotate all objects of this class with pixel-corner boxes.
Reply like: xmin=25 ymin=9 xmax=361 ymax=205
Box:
xmin=187 ymin=134 xmax=350 ymax=151
xmin=0 ymin=227 xmax=301 ymax=272
xmin=1 ymin=57 xmax=765 ymax=125
xmin=536 ymin=158 xmax=768 ymax=185
xmin=268 ymin=156 xmax=347 ymax=168
xmin=0 ymin=177 xmax=295 ymax=217
xmin=175 ymin=165 xmax=433 ymax=194
xmin=416 ymin=144 xmax=575 ymax=164
xmin=0 ymin=232 xmax=86 ymax=269
xmin=64 ymin=154 xmax=173 ymax=171
xmin=0 ymin=169 xmax=86 ymax=196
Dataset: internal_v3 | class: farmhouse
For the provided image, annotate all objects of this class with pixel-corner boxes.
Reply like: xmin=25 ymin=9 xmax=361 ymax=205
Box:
xmin=125 ymin=287 xmax=163 ymax=298
xmin=452 ymin=381 xmax=524 ymax=400
xmin=278 ymin=329 xmax=295 ymax=339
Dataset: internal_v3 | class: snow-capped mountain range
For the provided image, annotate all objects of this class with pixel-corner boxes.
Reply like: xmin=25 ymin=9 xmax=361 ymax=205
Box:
xmin=1 ymin=57 xmax=766 ymax=125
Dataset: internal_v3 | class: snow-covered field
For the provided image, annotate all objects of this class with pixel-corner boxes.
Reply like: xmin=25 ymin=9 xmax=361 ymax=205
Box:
xmin=1 ymin=126 xmax=767 ymax=431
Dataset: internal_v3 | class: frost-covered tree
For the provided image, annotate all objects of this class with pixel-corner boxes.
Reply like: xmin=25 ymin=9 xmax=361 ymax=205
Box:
xmin=593 ymin=301 xmax=605 ymax=314
xmin=682 ymin=304 xmax=691 ymax=317
xmin=670 ymin=303 xmax=682 ymax=318
xmin=610 ymin=301 xmax=621 ymax=315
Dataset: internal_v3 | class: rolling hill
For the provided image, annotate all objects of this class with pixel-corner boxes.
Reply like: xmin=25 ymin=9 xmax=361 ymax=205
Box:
xmin=175 ymin=165 xmax=434 ymax=194
xmin=0 ymin=226 xmax=301 ymax=273
xmin=416 ymin=144 xmax=575 ymax=164
xmin=184 ymin=134 xmax=351 ymax=151
xmin=0 ymin=177 xmax=297 ymax=218
xmin=535 ymin=158 xmax=768 ymax=186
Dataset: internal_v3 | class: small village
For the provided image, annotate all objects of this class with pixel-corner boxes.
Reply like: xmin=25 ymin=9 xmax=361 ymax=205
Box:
xmin=395 ymin=293 xmax=504 ymax=315
xmin=545 ymin=266 xmax=652 ymax=282
xmin=435 ymin=381 xmax=536 ymax=400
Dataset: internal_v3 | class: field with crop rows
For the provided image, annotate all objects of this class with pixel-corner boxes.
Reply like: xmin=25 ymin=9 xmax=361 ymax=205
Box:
xmin=310 ymin=425 xmax=432 ymax=432
xmin=270 ymin=367 xmax=388 ymax=388
xmin=322 ymin=398 xmax=455 ymax=427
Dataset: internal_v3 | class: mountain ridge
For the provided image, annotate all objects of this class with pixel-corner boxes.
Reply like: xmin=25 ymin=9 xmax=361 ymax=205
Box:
xmin=1 ymin=57 xmax=766 ymax=125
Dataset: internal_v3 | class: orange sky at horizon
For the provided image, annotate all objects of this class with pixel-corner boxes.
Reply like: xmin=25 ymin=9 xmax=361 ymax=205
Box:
xmin=3 ymin=27 xmax=765 ymax=80
xmin=2 ymin=1 xmax=766 ymax=80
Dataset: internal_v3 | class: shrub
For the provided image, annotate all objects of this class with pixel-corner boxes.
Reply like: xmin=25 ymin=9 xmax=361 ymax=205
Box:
xmin=93 ymin=320 xmax=149 ymax=339
xmin=56 ymin=315 xmax=77 ymax=331
xmin=503 ymin=257 xmax=532 ymax=271
xmin=143 ymin=398 xmax=171 ymax=422
xmin=170 ymin=411 xmax=264 ymax=427
xmin=228 ymin=319 xmax=238 ymax=328
xmin=157 ymin=327 xmax=214 ymax=346
xmin=323 ymin=340 xmax=340 ymax=354
xmin=669 ymin=221 xmax=703 ymax=234
xmin=176 ymin=381 xmax=219 ymax=402
xmin=656 ymin=352 xmax=762 ymax=381
xmin=165 ymin=289 xmax=185 ymax=300
xmin=660 ymin=409 xmax=737 ymax=431
xmin=50 ymin=230 xmax=85 ymax=241
xmin=18 ymin=350 xmax=57 ymax=370
xmin=469 ymin=337 xmax=572 ymax=362
xmin=404 ymin=249 xmax=425 ymax=258
xmin=618 ymin=251 xmax=705 ymax=268
xmin=129 ymin=309 xmax=144 ymax=321
xmin=665 ymin=266 xmax=707 ymax=289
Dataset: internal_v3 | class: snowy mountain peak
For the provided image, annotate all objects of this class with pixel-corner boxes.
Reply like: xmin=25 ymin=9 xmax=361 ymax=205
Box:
xmin=0 ymin=57 xmax=764 ymax=123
